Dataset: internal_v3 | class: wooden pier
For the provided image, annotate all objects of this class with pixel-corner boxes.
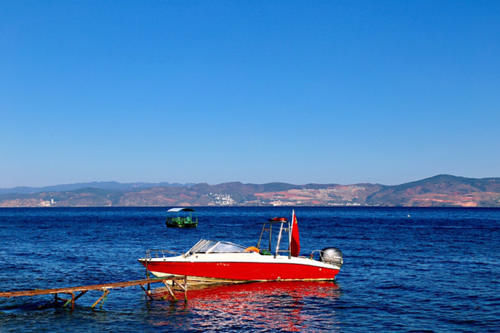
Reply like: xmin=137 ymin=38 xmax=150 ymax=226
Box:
xmin=0 ymin=276 xmax=188 ymax=310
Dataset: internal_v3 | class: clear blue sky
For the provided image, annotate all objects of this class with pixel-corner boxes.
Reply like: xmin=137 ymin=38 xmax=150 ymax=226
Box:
xmin=1 ymin=1 xmax=499 ymax=187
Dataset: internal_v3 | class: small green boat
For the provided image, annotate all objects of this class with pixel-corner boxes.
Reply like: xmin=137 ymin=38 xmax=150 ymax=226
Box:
xmin=166 ymin=208 xmax=198 ymax=228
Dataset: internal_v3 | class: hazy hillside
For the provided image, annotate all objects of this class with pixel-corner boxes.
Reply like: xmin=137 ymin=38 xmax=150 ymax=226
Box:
xmin=366 ymin=175 xmax=500 ymax=207
xmin=0 ymin=181 xmax=189 ymax=195
xmin=0 ymin=175 xmax=498 ymax=207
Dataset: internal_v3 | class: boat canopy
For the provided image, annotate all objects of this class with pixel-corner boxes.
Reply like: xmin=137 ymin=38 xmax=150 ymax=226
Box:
xmin=186 ymin=239 xmax=246 ymax=255
xmin=167 ymin=207 xmax=195 ymax=213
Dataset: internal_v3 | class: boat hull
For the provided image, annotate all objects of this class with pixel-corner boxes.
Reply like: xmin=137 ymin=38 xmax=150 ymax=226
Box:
xmin=166 ymin=223 xmax=197 ymax=228
xmin=139 ymin=255 xmax=340 ymax=282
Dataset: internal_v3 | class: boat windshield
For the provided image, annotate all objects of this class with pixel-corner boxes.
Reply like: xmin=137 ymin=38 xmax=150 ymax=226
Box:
xmin=186 ymin=239 xmax=246 ymax=254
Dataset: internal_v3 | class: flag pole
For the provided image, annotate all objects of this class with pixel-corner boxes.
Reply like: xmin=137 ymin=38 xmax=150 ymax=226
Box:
xmin=289 ymin=209 xmax=294 ymax=258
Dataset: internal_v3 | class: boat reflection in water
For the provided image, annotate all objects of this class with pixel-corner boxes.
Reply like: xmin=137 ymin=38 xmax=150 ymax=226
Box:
xmin=153 ymin=281 xmax=341 ymax=332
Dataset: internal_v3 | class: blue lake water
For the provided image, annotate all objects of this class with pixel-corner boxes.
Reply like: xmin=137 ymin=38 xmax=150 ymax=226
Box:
xmin=0 ymin=207 xmax=499 ymax=332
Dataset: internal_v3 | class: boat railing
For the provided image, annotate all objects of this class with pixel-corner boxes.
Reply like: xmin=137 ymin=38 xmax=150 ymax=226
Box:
xmin=276 ymin=249 xmax=291 ymax=256
xmin=145 ymin=249 xmax=180 ymax=260
xmin=309 ymin=249 xmax=322 ymax=260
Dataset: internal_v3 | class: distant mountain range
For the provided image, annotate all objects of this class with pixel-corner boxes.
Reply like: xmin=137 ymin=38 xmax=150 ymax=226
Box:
xmin=0 ymin=181 xmax=188 ymax=195
xmin=0 ymin=175 xmax=498 ymax=207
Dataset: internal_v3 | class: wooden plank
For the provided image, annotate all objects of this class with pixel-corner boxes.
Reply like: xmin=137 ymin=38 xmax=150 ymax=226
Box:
xmin=74 ymin=290 xmax=88 ymax=302
xmin=162 ymin=280 xmax=177 ymax=302
xmin=0 ymin=278 xmax=181 ymax=298
xmin=173 ymin=280 xmax=186 ymax=292
xmin=91 ymin=289 xmax=110 ymax=309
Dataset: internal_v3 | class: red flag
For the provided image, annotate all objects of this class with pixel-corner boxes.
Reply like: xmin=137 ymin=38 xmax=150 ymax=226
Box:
xmin=290 ymin=210 xmax=300 ymax=257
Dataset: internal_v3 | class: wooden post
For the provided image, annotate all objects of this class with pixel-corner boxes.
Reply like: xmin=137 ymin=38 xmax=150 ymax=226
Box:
xmin=163 ymin=280 xmax=177 ymax=302
xmin=63 ymin=293 xmax=74 ymax=308
xmin=171 ymin=277 xmax=188 ymax=303
xmin=74 ymin=290 xmax=87 ymax=302
xmin=91 ymin=289 xmax=110 ymax=310
xmin=139 ymin=284 xmax=154 ymax=300
xmin=145 ymin=259 xmax=150 ymax=291
xmin=184 ymin=276 xmax=188 ymax=302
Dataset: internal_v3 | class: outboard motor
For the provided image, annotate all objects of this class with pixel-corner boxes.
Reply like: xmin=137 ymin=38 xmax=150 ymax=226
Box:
xmin=320 ymin=247 xmax=343 ymax=267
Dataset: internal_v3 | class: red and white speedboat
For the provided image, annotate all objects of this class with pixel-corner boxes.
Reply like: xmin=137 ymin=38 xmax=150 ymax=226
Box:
xmin=138 ymin=211 xmax=343 ymax=282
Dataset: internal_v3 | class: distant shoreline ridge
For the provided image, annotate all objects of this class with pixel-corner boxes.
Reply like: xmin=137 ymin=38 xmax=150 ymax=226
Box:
xmin=1 ymin=174 xmax=499 ymax=208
